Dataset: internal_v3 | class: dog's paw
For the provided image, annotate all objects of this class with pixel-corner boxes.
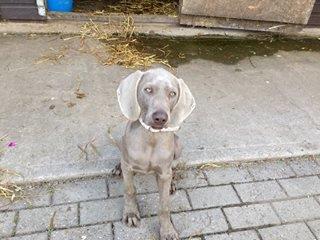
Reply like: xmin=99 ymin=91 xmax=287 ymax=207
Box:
xmin=170 ymin=181 xmax=176 ymax=195
xmin=122 ymin=211 xmax=141 ymax=227
xmin=160 ymin=226 xmax=179 ymax=240
xmin=112 ymin=163 xmax=122 ymax=177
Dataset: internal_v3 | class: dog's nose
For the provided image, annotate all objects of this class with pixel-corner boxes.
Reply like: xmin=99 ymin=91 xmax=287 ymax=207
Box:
xmin=152 ymin=111 xmax=168 ymax=125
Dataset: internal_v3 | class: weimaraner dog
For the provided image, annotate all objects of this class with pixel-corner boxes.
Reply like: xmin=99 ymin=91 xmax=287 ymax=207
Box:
xmin=116 ymin=68 xmax=195 ymax=240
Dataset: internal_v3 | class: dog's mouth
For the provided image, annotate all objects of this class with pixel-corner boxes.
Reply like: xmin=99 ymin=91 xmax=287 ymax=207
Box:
xmin=151 ymin=123 xmax=166 ymax=130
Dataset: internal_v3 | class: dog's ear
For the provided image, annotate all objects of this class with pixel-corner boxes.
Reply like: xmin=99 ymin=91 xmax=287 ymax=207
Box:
xmin=170 ymin=78 xmax=195 ymax=127
xmin=117 ymin=70 xmax=144 ymax=121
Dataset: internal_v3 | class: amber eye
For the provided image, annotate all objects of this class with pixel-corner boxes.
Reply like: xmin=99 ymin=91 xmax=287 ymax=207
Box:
xmin=144 ymin=87 xmax=152 ymax=93
xmin=169 ymin=91 xmax=176 ymax=97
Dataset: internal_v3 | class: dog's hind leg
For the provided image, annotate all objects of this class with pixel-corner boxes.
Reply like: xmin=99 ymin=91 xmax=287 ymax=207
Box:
xmin=111 ymin=163 xmax=122 ymax=177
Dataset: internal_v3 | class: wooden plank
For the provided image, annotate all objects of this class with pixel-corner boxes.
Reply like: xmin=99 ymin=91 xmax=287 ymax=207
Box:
xmin=308 ymin=13 xmax=320 ymax=25
xmin=312 ymin=3 xmax=320 ymax=12
xmin=0 ymin=0 xmax=35 ymax=4
xmin=181 ymin=0 xmax=316 ymax=25
xmin=308 ymin=0 xmax=320 ymax=25
xmin=0 ymin=5 xmax=45 ymax=20
xmin=180 ymin=14 xmax=302 ymax=33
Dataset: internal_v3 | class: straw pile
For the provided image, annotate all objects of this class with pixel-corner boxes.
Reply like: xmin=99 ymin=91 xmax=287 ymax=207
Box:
xmin=75 ymin=0 xmax=178 ymax=16
xmin=80 ymin=17 xmax=170 ymax=69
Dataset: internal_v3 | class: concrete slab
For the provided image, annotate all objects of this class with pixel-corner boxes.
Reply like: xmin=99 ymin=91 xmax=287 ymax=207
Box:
xmin=1 ymin=35 xmax=320 ymax=183
xmin=0 ymin=20 xmax=320 ymax=38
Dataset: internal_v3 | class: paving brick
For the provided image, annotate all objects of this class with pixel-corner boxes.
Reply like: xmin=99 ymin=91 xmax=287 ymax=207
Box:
xmin=188 ymin=185 xmax=240 ymax=209
xmin=52 ymin=178 xmax=107 ymax=204
xmin=108 ymin=174 xmax=157 ymax=197
xmin=0 ymin=211 xmax=15 ymax=237
xmin=307 ymin=220 xmax=320 ymax=239
xmin=205 ymin=230 xmax=260 ymax=240
xmin=7 ymin=232 xmax=48 ymax=240
xmin=279 ymin=176 xmax=320 ymax=197
xmin=272 ymin=198 xmax=320 ymax=223
xmin=16 ymin=204 xmax=77 ymax=235
xmin=0 ymin=185 xmax=51 ymax=211
xmin=174 ymin=169 xmax=207 ymax=189
xmin=51 ymin=224 xmax=112 ymax=240
xmin=224 ymin=203 xmax=280 ymax=229
xmin=234 ymin=181 xmax=286 ymax=203
xmin=259 ymin=223 xmax=315 ymax=240
xmin=288 ymin=159 xmax=320 ymax=176
xmin=80 ymin=198 xmax=123 ymax=225
xmin=247 ymin=161 xmax=295 ymax=181
xmin=172 ymin=209 xmax=228 ymax=238
xmin=205 ymin=166 xmax=253 ymax=185
xmin=137 ymin=190 xmax=191 ymax=216
xmin=114 ymin=217 xmax=159 ymax=240
xmin=107 ymin=178 xmax=124 ymax=197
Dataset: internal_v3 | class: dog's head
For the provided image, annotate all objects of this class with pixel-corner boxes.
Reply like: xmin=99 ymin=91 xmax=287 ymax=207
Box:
xmin=117 ymin=68 xmax=195 ymax=130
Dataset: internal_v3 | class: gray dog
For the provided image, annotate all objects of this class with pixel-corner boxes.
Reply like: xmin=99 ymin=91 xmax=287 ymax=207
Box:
xmin=116 ymin=68 xmax=195 ymax=240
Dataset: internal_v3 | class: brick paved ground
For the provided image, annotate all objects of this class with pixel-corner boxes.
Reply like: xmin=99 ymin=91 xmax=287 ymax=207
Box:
xmin=1 ymin=157 xmax=320 ymax=240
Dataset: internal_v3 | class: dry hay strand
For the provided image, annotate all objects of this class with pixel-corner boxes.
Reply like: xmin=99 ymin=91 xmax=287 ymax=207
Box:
xmin=80 ymin=19 xmax=116 ymax=41
xmin=0 ymin=184 xmax=23 ymax=202
xmin=198 ymin=162 xmax=223 ymax=170
xmin=0 ymin=169 xmax=23 ymax=202
xmin=75 ymin=0 xmax=178 ymax=16
xmin=80 ymin=17 xmax=171 ymax=69
xmin=74 ymin=82 xmax=87 ymax=99
xmin=77 ymin=136 xmax=101 ymax=161
xmin=35 ymin=46 xmax=68 ymax=64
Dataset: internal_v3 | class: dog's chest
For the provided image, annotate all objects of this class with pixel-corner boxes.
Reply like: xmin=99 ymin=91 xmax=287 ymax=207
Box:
xmin=124 ymin=130 xmax=174 ymax=173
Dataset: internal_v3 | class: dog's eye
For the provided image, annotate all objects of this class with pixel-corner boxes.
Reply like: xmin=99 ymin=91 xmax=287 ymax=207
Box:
xmin=144 ymin=87 xmax=152 ymax=93
xmin=169 ymin=91 xmax=176 ymax=97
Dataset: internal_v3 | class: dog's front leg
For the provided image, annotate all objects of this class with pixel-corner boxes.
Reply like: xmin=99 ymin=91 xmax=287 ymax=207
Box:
xmin=157 ymin=171 xmax=179 ymax=240
xmin=122 ymin=163 xmax=140 ymax=227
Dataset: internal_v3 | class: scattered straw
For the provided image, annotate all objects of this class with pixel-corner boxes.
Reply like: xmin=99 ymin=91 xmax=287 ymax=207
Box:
xmin=77 ymin=137 xmax=101 ymax=160
xmin=105 ymin=42 xmax=170 ymax=68
xmin=74 ymin=80 xmax=87 ymax=99
xmin=0 ymin=168 xmax=23 ymax=202
xmin=35 ymin=46 xmax=67 ymax=65
xmin=75 ymin=0 xmax=178 ymax=16
xmin=74 ymin=89 xmax=86 ymax=99
xmin=80 ymin=17 xmax=171 ymax=69
xmin=0 ymin=184 xmax=23 ymax=202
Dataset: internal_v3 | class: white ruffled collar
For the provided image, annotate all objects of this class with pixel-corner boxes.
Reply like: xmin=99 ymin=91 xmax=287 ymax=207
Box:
xmin=139 ymin=118 xmax=180 ymax=133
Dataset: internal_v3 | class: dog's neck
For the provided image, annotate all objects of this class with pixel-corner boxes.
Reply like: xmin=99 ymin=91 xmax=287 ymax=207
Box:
xmin=138 ymin=118 xmax=180 ymax=133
